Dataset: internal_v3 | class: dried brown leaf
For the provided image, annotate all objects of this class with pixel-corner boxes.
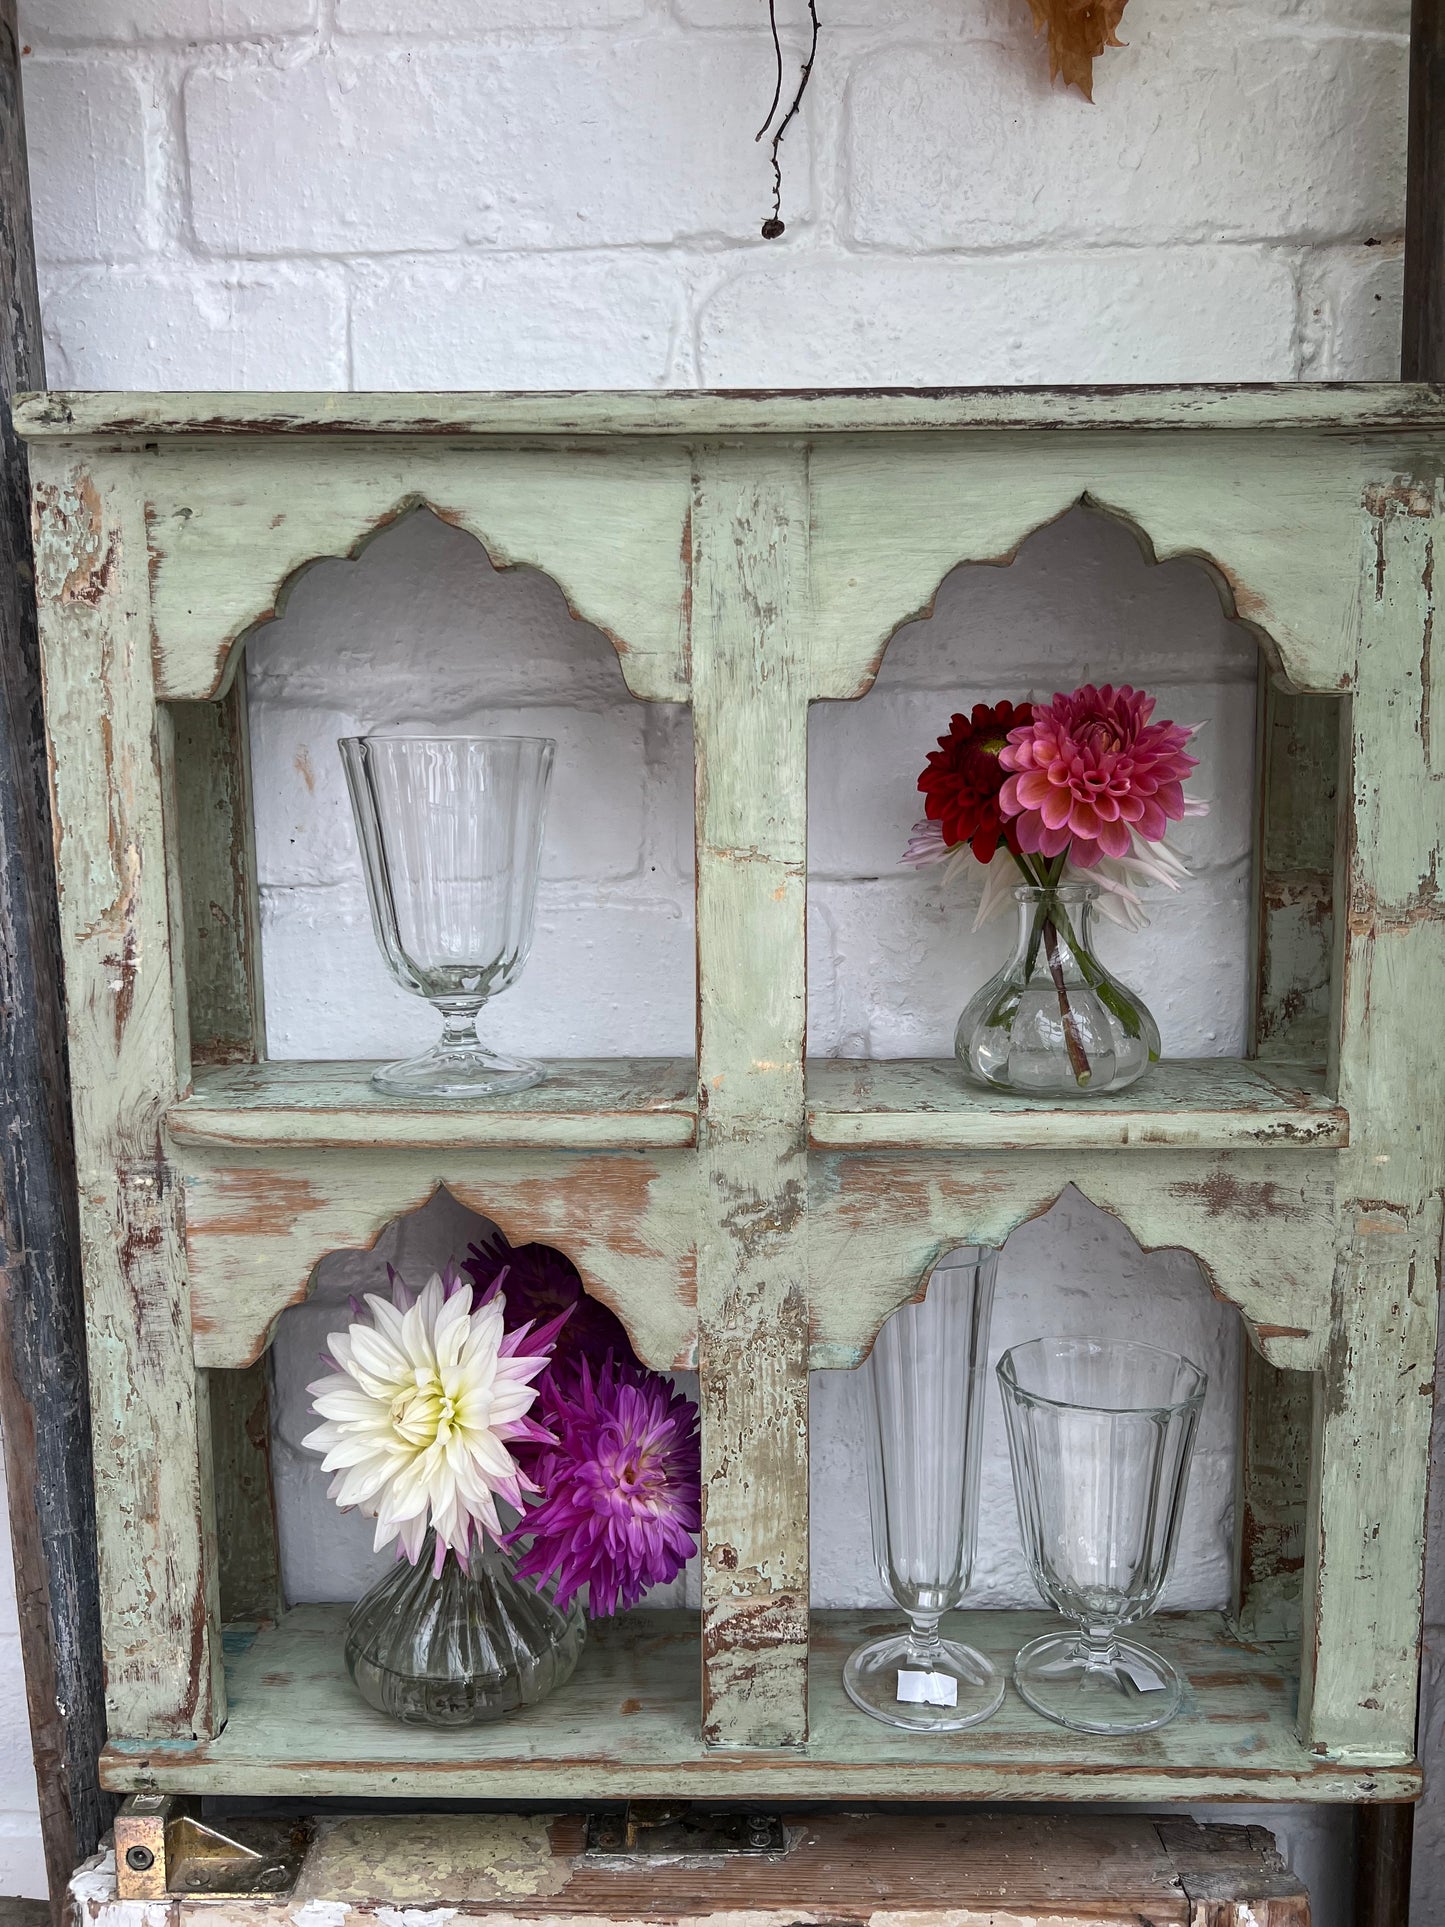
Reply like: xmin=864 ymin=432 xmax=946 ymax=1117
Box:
xmin=1025 ymin=0 xmax=1130 ymax=100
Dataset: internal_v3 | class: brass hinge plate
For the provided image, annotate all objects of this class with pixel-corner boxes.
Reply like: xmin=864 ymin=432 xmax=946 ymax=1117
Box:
xmin=114 ymin=1794 xmax=312 ymax=1900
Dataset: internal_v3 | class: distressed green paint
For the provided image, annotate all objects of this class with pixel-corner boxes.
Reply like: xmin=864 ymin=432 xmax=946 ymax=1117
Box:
xmin=692 ymin=446 xmax=811 ymax=1747
xmin=18 ymin=387 xmax=1444 ymax=1792
xmin=170 ymin=1058 xmax=698 ymax=1150
xmin=807 ymin=1058 xmax=1346 ymax=1150
xmin=27 ymin=452 xmax=223 ymax=1739
xmin=1295 ymin=480 xmax=1445 ymax=1761
xmin=95 ymin=1605 xmax=1418 ymax=1804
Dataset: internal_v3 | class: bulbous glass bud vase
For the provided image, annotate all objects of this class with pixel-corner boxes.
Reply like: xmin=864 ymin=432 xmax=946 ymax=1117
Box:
xmin=344 ymin=1534 xmax=585 ymax=1726
xmin=956 ymin=884 xmax=1159 ymax=1096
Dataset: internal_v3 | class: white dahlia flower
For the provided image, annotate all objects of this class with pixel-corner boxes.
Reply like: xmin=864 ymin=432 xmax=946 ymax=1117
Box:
xmin=303 ymin=1267 xmax=560 ymax=1574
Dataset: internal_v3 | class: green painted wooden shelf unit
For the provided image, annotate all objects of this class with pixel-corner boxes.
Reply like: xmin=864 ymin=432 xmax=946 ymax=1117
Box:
xmin=16 ymin=386 xmax=1442 ymax=1806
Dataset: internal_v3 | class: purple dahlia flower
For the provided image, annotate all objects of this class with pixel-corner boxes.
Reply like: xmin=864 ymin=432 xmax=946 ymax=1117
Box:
xmin=462 ymin=1229 xmax=639 ymax=1385
xmin=512 ymin=1356 xmax=701 ymax=1618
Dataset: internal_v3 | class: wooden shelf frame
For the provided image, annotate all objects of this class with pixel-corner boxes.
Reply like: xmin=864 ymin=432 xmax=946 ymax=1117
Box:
xmin=99 ymin=1608 xmax=1418 ymax=1804
xmin=16 ymin=386 xmax=1443 ymax=1798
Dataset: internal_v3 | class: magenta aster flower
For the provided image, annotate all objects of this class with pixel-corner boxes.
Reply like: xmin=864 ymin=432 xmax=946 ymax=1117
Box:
xmin=512 ymin=1358 xmax=701 ymax=1618
xmin=997 ymin=683 xmax=1198 ymax=865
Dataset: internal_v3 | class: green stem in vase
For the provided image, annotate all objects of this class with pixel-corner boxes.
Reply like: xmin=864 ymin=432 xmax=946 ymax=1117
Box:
xmin=1012 ymin=853 xmax=1092 ymax=1089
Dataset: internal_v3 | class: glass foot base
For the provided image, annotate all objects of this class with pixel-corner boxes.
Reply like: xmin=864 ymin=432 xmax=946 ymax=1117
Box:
xmin=371 ymin=1043 xmax=544 ymax=1100
xmin=843 ymin=1629 xmax=1005 ymax=1732
xmin=1013 ymin=1631 xmax=1182 ymax=1734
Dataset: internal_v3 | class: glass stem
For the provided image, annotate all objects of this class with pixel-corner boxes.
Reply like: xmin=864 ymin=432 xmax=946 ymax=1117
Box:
xmin=438 ymin=1007 xmax=482 ymax=1050
xmin=905 ymin=1612 xmax=946 ymax=1668
xmin=1074 ymin=1625 xmax=1121 ymax=1671
xmin=1041 ymin=911 xmax=1092 ymax=1087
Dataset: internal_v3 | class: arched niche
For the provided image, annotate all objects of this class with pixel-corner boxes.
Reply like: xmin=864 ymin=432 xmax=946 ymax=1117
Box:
xmin=146 ymin=446 xmax=695 ymax=703
xmin=806 ymin=500 xmax=1341 ymax=1069
xmin=264 ymin=1185 xmax=699 ymax=1608
xmin=169 ymin=502 xmax=698 ymax=1072
xmin=809 ymin=1197 xmax=1248 ymax=1617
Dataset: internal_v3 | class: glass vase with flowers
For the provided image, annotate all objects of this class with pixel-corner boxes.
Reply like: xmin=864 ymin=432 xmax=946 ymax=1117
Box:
xmin=904 ymin=686 xmax=1207 ymax=1096
xmin=304 ymin=1230 xmax=701 ymax=1725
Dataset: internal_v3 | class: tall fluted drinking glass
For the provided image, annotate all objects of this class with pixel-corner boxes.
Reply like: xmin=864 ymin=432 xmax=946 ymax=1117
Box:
xmin=843 ymin=1248 xmax=1005 ymax=1731
xmin=997 ymin=1337 xmax=1206 ymax=1734
xmin=340 ymin=735 xmax=554 ymax=1098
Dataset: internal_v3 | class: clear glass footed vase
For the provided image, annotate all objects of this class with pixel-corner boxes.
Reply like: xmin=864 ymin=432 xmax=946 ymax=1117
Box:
xmin=997 ymin=1338 xmax=1206 ymax=1736
xmin=340 ymin=734 xmax=555 ymax=1100
xmin=956 ymin=884 xmax=1159 ymax=1097
xmin=843 ymin=1247 xmax=1005 ymax=1732
xmin=344 ymin=1534 xmax=585 ymax=1726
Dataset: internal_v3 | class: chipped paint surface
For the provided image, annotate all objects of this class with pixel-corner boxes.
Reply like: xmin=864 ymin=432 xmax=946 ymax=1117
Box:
xmin=23 ymin=394 xmax=1445 ymax=1787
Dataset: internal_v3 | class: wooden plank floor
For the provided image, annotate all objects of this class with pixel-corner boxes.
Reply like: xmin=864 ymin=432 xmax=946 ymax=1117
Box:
xmin=99 ymin=1608 xmax=1417 ymax=1802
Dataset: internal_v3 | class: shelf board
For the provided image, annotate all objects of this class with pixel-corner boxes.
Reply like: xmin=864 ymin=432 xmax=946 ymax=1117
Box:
xmin=806 ymin=1058 xmax=1348 ymax=1152
xmin=20 ymin=384 xmax=1445 ymax=441
xmin=168 ymin=1059 xmax=698 ymax=1151
xmin=99 ymin=1607 xmax=1415 ymax=1803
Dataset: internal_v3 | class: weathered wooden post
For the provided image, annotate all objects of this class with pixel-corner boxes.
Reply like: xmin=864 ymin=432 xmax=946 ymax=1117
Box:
xmin=0 ymin=6 xmax=110 ymax=1911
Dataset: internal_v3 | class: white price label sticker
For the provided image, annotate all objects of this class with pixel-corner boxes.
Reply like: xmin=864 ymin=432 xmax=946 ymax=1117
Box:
xmin=1114 ymin=1652 xmax=1168 ymax=1693
xmin=896 ymin=1669 xmax=959 ymax=1708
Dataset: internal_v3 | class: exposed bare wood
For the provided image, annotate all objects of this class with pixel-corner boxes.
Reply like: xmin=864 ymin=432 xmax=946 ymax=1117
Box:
xmin=169 ymin=687 xmax=265 ymax=1069
xmin=692 ymin=447 xmax=810 ymax=1746
xmin=68 ymin=1809 xmax=1309 ymax=1927
xmin=179 ymin=1149 xmax=699 ymax=1373
xmin=209 ymin=1362 xmax=281 ymax=1625
xmin=28 ymin=452 xmax=223 ymax=1739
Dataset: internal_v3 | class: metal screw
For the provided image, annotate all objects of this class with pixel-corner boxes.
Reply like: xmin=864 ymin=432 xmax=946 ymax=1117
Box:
xmin=747 ymin=1816 xmax=773 ymax=1849
xmin=125 ymin=1846 xmax=155 ymax=1873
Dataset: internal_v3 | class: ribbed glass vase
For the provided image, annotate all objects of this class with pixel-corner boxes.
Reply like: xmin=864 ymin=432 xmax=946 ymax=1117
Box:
xmin=344 ymin=1534 xmax=585 ymax=1725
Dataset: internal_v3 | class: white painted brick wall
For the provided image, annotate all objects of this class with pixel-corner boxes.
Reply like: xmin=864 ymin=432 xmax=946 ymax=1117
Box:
xmin=10 ymin=0 xmax=1415 ymax=1917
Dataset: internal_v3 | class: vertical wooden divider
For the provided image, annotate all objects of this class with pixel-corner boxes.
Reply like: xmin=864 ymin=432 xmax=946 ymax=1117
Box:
xmin=28 ymin=453 xmax=224 ymax=1739
xmin=1296 ymin=483 xmax=1444 ymax=1758
xmin=692 ymin=444 xmax=811 ymax=1747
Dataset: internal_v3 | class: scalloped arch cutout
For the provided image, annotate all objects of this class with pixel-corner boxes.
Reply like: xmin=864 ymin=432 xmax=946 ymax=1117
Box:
xmin=827 ymin=1173 xmax=1334 ymax=1379
xmin=146 ymin=450 xmax=696 ymax=705
xmin=807 ymin=464 xmax=1360 ymax=702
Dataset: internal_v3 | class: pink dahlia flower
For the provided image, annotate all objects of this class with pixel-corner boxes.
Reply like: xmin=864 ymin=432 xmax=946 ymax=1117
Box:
xmin=512 ymin=1357 xmax=701 ymax=1618
xmin=997 ymin=683 xmax=1198 ymax=866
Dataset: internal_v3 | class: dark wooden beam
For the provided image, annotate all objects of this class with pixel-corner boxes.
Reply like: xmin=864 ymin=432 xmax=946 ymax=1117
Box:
xmin=1395 ymin=8 xmax=1445 ymax=1926
xmin=1405 ymin=0 xmax=1445 ymax=379
xmin=0 ymin=6 xmax=111 ymax=1913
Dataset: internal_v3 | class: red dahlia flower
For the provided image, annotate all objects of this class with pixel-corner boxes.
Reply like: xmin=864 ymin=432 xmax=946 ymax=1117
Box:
xmin=997 ymin=683 xmax=1198 ymax=866
xmin=917 ymin=701 xmax=1031 ymax=862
